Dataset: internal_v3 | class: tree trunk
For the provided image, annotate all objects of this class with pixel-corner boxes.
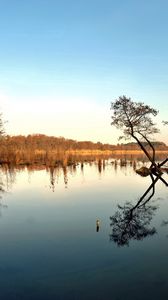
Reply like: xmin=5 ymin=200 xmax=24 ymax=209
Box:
xmin=131 ymin=133 xmax=157 ymax=167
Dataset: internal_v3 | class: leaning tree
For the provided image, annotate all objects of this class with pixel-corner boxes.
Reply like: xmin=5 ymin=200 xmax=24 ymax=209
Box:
xmin=111 ymin=96 xmax=168 ymax=175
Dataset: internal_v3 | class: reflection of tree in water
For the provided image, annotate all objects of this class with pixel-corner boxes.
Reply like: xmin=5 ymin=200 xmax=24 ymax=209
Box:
xmin=110 ymin=175 xmax=162 ymax=246
xmin=98 ymin=159 xmax=102 ymax=174
xmin=48 ymin=157 xmax=148 ymax=190
xmin=0 ymin=167 xmax=8 ymax=216
xmin=97 ymin=159 xmax=106 ymax=174
xmin=110 ymin=202 xmax=157 ymax=246
xmin=49 ymin=167 xmax=56 ymax=192
xmin=63 ymin=166 xmax=68 ymax=188
xmin=48 ymin=166 xmax=68 ymax=190
xmin=1 ymin=165 xmax=16 ymax=190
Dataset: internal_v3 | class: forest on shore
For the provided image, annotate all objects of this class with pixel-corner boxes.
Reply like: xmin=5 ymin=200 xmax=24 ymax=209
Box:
xmin=0 ymin=134 xmax=168 ymax=167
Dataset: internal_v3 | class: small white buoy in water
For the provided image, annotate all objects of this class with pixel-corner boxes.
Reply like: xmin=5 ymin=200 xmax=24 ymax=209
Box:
xmin=96 ymin=219 xmax=100 ymax=232
xmin=96 ymin=219 xmax=100 ymax=226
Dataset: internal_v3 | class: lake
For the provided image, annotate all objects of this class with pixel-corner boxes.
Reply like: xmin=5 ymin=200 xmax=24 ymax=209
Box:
xmin=0 ymin=158 xmax=168 ymax=300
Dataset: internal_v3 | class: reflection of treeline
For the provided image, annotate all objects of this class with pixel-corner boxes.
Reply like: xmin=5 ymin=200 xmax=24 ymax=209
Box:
xmin=0 ymin=134 xmax=168 ymax=166
xmin=0 ymin=158 xmax=141 ymax=191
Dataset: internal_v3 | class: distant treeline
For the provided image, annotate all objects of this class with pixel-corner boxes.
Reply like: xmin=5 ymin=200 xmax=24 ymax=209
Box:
xmin=0 ymin=134 xmax=167 ymax=166
xmin=1 ymin=134 xmax=168 ymax=151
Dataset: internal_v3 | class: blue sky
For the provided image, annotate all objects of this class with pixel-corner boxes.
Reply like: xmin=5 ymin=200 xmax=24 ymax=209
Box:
xmin=0 ymin=0 xmax=168 ymax=143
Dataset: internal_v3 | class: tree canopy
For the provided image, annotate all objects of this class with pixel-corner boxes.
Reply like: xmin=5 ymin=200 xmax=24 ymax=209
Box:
xmin=111 ymin=95 xmax=159 ymax=139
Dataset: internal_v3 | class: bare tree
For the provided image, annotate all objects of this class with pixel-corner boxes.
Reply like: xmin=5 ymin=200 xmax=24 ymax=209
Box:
xmin=111 ymin=96 xmax=167 ymax=174
xmin=0 ymin=113 xmax=5 ymax=137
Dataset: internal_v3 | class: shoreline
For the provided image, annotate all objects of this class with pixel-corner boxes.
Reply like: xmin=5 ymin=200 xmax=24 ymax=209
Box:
xmin=0 ymin=149 xmax=168 ymax=168
xmin=65 ymin=149 xmax=168 ymax=155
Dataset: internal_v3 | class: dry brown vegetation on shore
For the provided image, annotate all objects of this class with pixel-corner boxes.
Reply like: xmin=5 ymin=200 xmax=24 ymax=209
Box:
xmin=0 ymin=134 xmax=168 ymax=167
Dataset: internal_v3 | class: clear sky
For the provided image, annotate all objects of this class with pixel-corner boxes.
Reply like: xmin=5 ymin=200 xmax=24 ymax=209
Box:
xmin=0 ymin=0 xmax=168 ymax=144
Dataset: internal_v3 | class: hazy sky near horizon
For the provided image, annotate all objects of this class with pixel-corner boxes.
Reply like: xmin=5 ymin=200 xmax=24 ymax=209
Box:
xmin=0 ymin=0 xmax=168 ymax=144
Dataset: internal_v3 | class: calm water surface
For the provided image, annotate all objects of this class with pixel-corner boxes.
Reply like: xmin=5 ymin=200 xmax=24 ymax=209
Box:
xmin=0 ymin=160 xmax=168 ymax=299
